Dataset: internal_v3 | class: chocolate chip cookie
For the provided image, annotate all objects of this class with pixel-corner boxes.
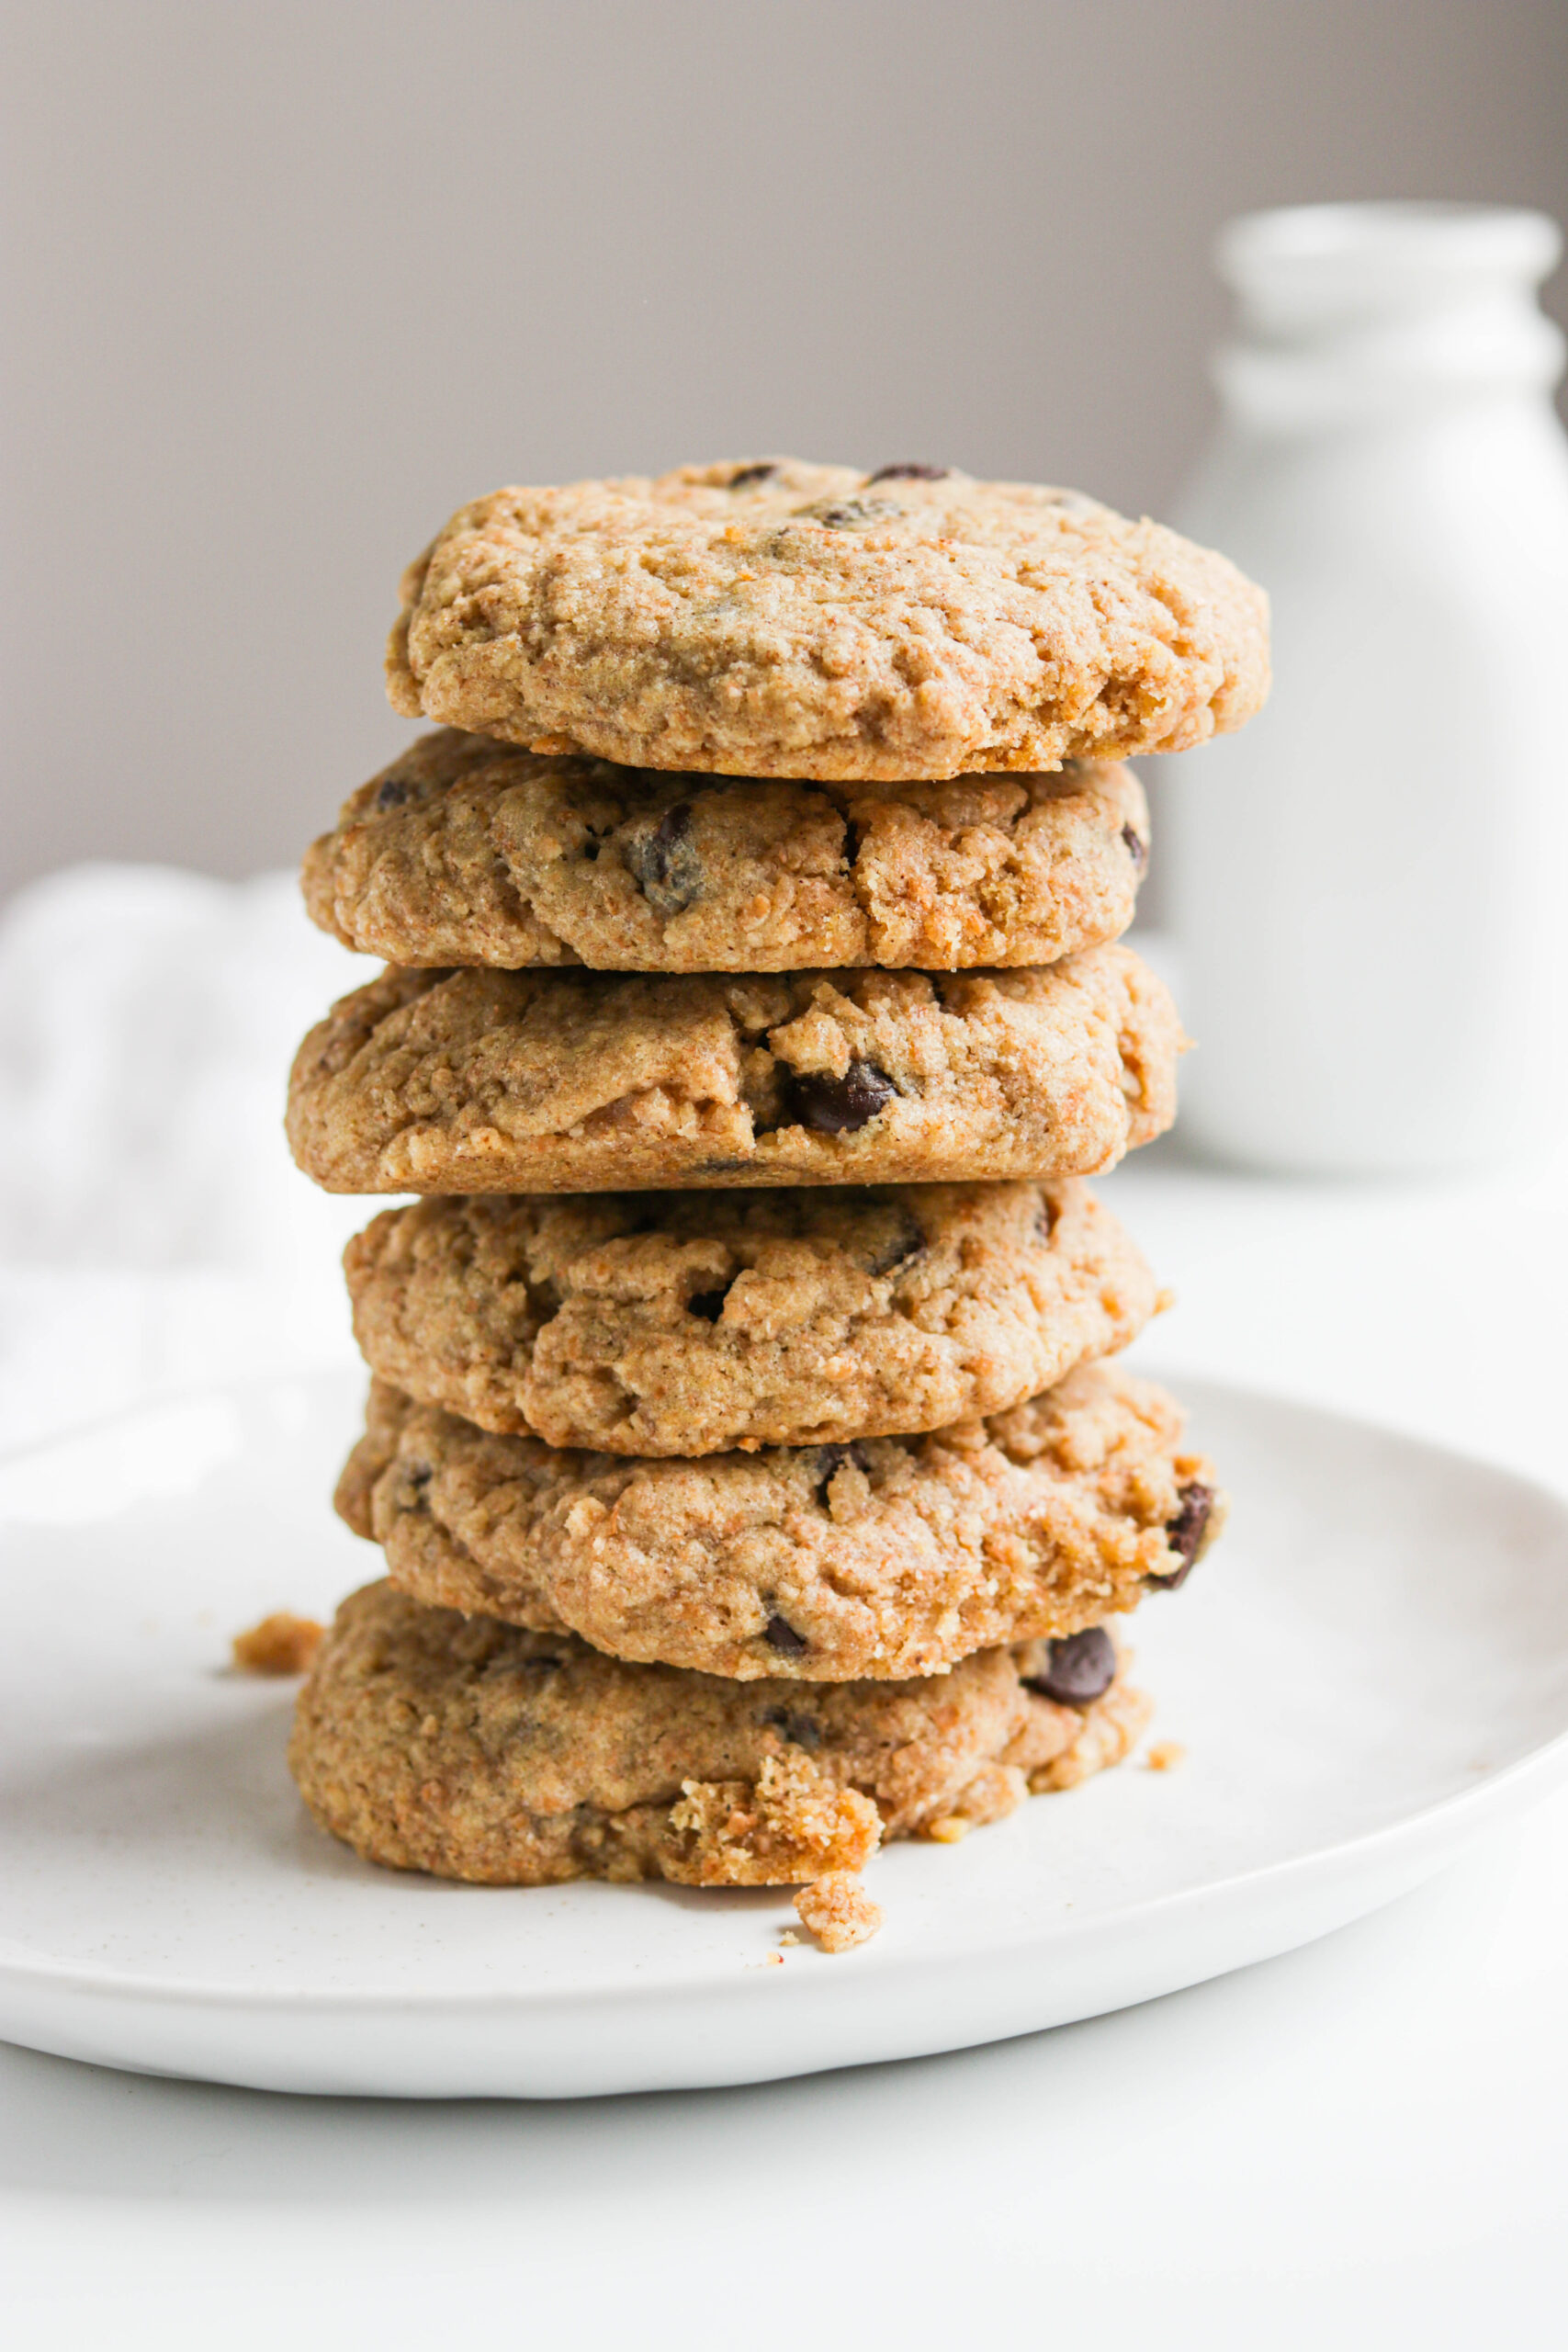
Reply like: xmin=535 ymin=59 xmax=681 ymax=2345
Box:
xmin=386 ymin=459 xmax=1269 ymax=782
xmin=288 ymin=1578 xmax=1153 ymax=1886
xmin=335 ymin=1361 xmax=1224 ymax=1681
xmin=284 ymin=944 xmax=1183 ymax=1195
xmin=301 ymin=729 xmax=1149 ymax=972
xmin=342 ymin=1179 xmax=1157 ymax=1454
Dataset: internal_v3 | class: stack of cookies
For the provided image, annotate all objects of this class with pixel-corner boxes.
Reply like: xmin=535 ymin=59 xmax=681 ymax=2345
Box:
xmin=283 ymin=458 xmax=1269 ymax=1951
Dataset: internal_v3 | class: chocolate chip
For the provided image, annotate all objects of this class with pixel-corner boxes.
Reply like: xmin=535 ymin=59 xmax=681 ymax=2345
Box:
xmin=1024 ymin=1626 xmax=1117 ymax=1706
xmin=728 ymin=462 xmax=778 ymax=488
xmin=791 ymin=1060 xmax=897 ymax=1135
xmin=687 ymin=1284 xmax=730 ymax=1323
xmin=863 ymin=1207 xmax=924 ymax=1278
xmin=1151 ymin=1482 xmax=1215 ymax=1590
xmin=374 ymin=775 xmax=412 ymax=810
xmin=865 ymin=463 xmax=950 ymax=482
xmin=1121 ymin=823 xmax=1147 ymax=873
xmin=624 ymin=802 xmax=702 ymax=915
xmin=814 ymin=1442 xmax=870 ymax=1500
xmin=807 ymin=498 xmax=903 ymax=530
xmin=764 ymin=1614 xmax=809 ymax=1655
xmin=765 ymin=1708 xmax=823 ymax=1750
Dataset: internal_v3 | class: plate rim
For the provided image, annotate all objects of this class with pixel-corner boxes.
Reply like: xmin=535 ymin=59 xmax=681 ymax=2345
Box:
xmin=5 ymin=1725 xmax=1568 ymax=2017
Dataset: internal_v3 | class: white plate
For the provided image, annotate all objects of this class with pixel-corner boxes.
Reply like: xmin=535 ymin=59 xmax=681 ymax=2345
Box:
xmin=3 ymin=1369 xmax=1567 ymax=2100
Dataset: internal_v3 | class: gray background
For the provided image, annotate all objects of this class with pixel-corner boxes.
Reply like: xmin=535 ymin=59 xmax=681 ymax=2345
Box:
xmin=4 ymin=0 xmax=1566 ymax=899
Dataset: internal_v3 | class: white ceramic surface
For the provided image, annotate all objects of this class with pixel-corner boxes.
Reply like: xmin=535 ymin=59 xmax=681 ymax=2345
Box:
xmin=3 ymin=1367 xmax=1567 ymax=2100
xmin=1165 ymin=201 xmax=1568 ymax=1175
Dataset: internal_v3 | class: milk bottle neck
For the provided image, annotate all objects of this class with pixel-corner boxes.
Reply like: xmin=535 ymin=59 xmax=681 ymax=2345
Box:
xmin=1209 ymin=201 xmax=1564 ymax=432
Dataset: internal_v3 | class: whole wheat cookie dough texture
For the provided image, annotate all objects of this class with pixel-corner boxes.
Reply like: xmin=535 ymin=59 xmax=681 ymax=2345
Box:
xmin=343 ymin=1179 xmax=1158 ymax=1454
xmin=385 ymin=459 xmax=1269 ymax=782
xmin=334 ymin=1361 xmax=1225 ymax=1681
xmin=285 ymin=944 xmax=1183 ymax=1195
xmin=288 ymin=1579 xmax=1153 ymax=1886
xmin=301 ymin=728 xmax=1150 ymax=973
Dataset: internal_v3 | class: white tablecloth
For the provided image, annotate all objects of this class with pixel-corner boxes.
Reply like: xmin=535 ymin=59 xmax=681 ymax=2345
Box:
xmin=0 ymin=865 xmax=372 ymax=1449
xmin=5 ymin=873 xmax=1566 ymax=2348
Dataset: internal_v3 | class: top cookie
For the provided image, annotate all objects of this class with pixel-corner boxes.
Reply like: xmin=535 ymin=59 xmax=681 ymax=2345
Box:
xmin=386 ymin=458 xmax=1270 ymax=783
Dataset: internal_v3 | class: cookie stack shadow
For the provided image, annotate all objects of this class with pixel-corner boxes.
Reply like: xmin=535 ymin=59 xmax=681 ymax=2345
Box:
xmin=282 ymin=458 xmax=1269 ymax=1951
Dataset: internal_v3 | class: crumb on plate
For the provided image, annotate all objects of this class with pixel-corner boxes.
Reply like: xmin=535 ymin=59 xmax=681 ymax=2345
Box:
xmin=795 ymin=1870 xmax=884 ymax=1954
xmin=231 ymin=1611 xmax=324 ymax=1675
xmin=1145 ymin=1739 xmax=1186 ymax=1772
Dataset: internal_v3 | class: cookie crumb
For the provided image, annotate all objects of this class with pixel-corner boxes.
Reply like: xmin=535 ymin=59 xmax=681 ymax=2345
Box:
xmin=794 ymin=1871 xmax=883 ymax=1953
xmin=1145 ymin=1739 xmax=1186 ymax=1772
xmin=925 ymin=1815 xmax=971 ymax=1844
xmin=765 ymin=1950 xmax=785 ymax=1966
xmin=231 ymin=1612 xmax=324 ymax=1676
xmin=780 ymin=1929 xmax=801 ymax=1946
xmin=669 ymin=1749 xmax=881 ymax=1884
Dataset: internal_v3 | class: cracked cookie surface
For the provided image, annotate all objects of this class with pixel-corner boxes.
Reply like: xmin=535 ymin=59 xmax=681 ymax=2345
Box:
xmin=302 ymin=728 xmax=1149 ymax=972
xmin=288 ymin=1578 xmax=1153 ymax=1886
xmin=386 ymin=458 xmax=1269 ymax=782
xmin=285 ymin=944 xmax=1182 ymax=1195
xmin=335 ymin=1360 xmax=1224 ymax=1681
xmin=343 ymin=1179 xmax=1157 ymax=1454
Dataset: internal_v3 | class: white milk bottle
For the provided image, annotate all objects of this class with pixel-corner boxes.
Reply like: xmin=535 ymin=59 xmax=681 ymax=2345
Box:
xmin=1162 ymin=201 xmax=1568 ymax=1173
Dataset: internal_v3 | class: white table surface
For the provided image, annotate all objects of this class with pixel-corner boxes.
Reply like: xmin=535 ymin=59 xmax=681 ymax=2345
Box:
xmin=6 ymin=1134 xmax=1568 ymax=2351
